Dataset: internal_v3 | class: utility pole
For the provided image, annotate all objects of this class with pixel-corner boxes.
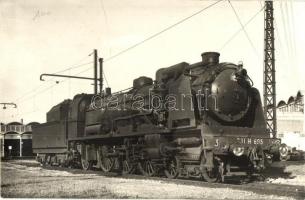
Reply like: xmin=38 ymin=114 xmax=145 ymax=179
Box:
xmin=264 ymin=0 xmax=277 ymax=138
xmin=99 ymin=58 xmax=104 ymax=95
xmin=40 ymin=49 xmax=102 ymax=95
xmin=93 ymin=49 xmax=98 ymax=95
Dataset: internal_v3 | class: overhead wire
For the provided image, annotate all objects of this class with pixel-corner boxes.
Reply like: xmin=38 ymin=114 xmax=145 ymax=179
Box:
xmin=14 ymin=65 xmax=91 ymax=117
xmin=50 ymin=61 xmax=93 ymax=75
xmin=19 ymin=51 xmax=98 ymax=106
xmin=227 ymin=0 xmax=260 ymax=58
xmin=103 ymin=0 xmax=224 ymax=63
xmin=103 ymin=72 xmax=109 ymax=88
xmin=280 ymin=1 xmax=292 ymax=61
xmin=13 ymin=0 xmax=224 ymax=120
xmin=271 ymin=0 xmax=287 ymax=64
xmin=16 ymin=83 xmax=58 ymax=117
xmin=78 ymin=0 xmax=225 ymax=87
xmin=286 ymin=0 xmax=299 ymax=88
xmin=219 ymin=5 xmax=265 ymax=51
xmin=24 ymin=0 xmax=222 ymax=113
xmin=284 ymin=0 xmax=294 ymax=59
xmin=274 ymin=18 xmax=286 ymax=59
xmin=288 ymin=0 xmax=297 ymax=57
xmin=99 ymin=0 xmax=109 ymax=28
xmin=97 ymin=0 xmax=112 ymax=88
xmin=14 ymin=52 xmax=93 ymax=103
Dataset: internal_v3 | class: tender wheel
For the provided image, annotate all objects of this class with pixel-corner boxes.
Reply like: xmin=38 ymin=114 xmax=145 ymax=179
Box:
xmin=42 ymin=154 xmax=51 ymax=166
xmin=138 ymin=160 xmax=157 ymax=177
xmin=164 ymin=157 xmax=179 ymax=179
xmin=81 ymin=158 xmax=92 ymax=170
xmin=99 ymin=146 xmax=115 ymax=172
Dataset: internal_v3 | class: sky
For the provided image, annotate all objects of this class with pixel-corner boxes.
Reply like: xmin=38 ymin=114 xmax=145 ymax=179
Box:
xmin=0 ymin=0 xmax=304 ymax=124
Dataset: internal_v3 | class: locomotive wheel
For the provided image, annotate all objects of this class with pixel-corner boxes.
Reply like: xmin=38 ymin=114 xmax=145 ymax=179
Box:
xmin=280 ymin=155 xmax=289 ymax=161
xmin=138 ymin=160 xmax=157 ymax=177
xmin=99 ymin=146 xmax=115 ymax=172
xmin=201 ymin=166 xmax=220 ymax=183
xmin=200 ymin=152 xmax=221 ymax=183
xmin=122 ymin=159 xmax=135 ymax=174
xmin=100 ymin=158 xmax=115 ymax=172
xmin=81 ymin=158 xmax=92 ymax=170
xmin=40 ymin=154 xmax=48 ymax=166
xmin=164 ymin=157 xmax=180 ymax=179
xmin=122 ymin=138 xmax=135 ymax=174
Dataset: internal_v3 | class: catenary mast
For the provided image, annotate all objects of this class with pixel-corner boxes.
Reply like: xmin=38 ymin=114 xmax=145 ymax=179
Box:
xmin=263 ymin=0 xmax=277 ymax=138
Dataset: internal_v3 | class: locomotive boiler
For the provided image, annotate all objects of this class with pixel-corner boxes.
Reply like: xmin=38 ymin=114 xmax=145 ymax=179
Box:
xmin=32 ymin=52 xmax=287 ymax=182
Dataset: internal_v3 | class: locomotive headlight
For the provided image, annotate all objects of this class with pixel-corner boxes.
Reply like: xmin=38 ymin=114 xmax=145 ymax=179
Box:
xmin=233 ymin=146 xmax=245 ymax=156
xmin=279 ymin=145 xmax=289 ymax=157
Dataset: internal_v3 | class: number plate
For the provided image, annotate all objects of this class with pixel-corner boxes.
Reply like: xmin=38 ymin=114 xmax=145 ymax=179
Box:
xmin=236 ymin=137 xmax=280 ymax=146
xmin=237 ymin=137 xmax=264 ymax=145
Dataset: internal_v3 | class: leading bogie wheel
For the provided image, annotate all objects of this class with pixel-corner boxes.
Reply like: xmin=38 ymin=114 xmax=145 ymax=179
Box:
xmin=200 ymin=152 xmax=221 ymax=183
xmin=201 ymin=166 xmax=220 ymax=183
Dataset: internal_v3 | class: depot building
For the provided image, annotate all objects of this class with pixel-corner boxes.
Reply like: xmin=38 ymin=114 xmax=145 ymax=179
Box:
xmin=277 ymin=90 xmax=305 ymax=150
xmin=0 ymin=121 xmax=39 ymax=158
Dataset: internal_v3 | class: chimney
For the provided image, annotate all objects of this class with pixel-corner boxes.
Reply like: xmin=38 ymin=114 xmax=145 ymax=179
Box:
xmin=201 ymin=52 xmax=220 ymax=65
xmin=105 ymin=87 xmax=111 ymax=96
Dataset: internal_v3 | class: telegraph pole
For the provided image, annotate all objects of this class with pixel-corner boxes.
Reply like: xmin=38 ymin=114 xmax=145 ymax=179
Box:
xmin=264 ymin=0 xmax=277 ymax=138
xmin=99 ymin=58 xmax=104 ymax=95
xmin=93 ymin=49 xmax=98 ymax=95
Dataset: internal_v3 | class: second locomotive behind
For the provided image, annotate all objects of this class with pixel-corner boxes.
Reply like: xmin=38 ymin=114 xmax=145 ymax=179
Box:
xmin=32 ymin=52 xmax=288 ymax=182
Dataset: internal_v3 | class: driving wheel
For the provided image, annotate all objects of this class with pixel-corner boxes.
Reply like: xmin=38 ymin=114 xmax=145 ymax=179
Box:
xmin=99 ymin=146 xmax=115 ymax=172
xmin=164 ymin=157 xmax=180 ymax=179
xmin=138 ymin=159 xmax=157 ymax=177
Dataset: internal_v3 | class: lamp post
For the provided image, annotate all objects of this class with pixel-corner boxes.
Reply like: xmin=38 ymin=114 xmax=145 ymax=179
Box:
xmin=1 ymin=102 xmax=17 ymax=157
xmin=1 ymin=102 xmax=17 ymax=123
xmin=0 ymin=102 xmax=17 ymax=110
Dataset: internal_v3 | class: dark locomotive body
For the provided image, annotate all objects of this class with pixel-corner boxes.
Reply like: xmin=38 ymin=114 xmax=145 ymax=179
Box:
xmin=32 ymin=52 xmax=287 ymax=182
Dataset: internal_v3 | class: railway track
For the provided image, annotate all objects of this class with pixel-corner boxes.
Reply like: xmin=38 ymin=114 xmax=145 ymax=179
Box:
xmin=36 ymin=164 xmax=305 ymax=199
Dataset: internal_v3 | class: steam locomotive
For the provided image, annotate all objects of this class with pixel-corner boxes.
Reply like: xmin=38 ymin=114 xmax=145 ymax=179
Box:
xmin=32 ymin=52 xmax=288 ymax=182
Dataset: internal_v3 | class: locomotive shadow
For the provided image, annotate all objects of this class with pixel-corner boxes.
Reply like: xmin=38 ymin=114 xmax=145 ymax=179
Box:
xmin=261 ymin=162 xmax=294 ymax=180
xmin=7 ymin=159 xmax=298 ymax=185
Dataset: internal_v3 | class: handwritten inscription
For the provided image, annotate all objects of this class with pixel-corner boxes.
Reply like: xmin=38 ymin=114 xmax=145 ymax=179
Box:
xmin=33 ymin=10 xmax=50 ymax=21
